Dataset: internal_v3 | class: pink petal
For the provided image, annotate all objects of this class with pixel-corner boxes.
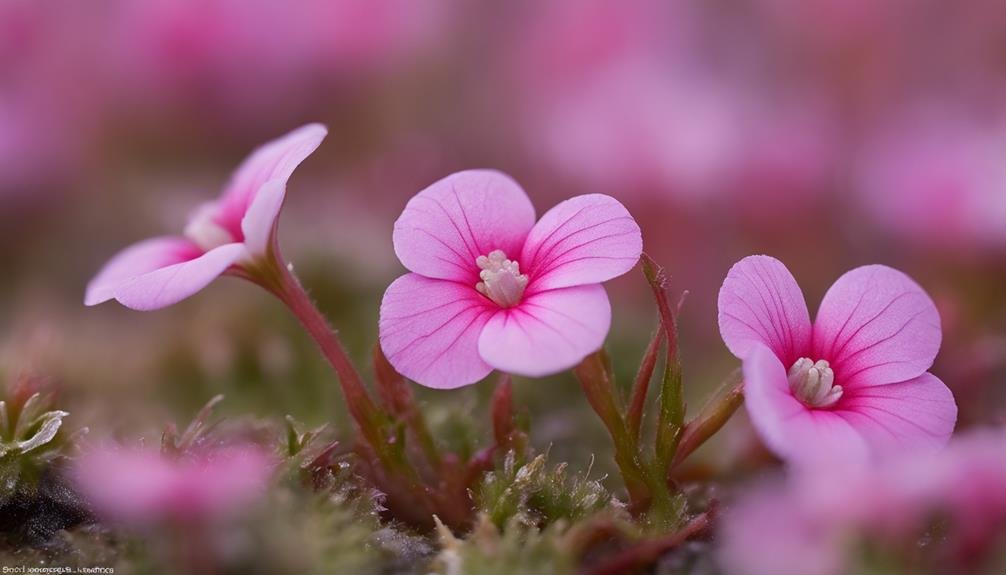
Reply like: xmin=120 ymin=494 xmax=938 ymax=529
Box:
xmin=393 ymin=170 xmax=536 ymax=283
xmin=813 ymin=265 xmax=941 ymax=389
xmin=718 ymin=255 xmax=812 ymax=365
xmin=72 ymin=448 xmax=178 ymax=525
xmin=112 ymin=243 xmax=247 ymax=311
xmin=241 ymin=179 xmax=286 ymax=256
xmin=72 ymin=445 xmax=273 ymax=525
xmin=215 ymin=123 xmax=327 ymax=237
xmin=478 ymin=284 xmax=611 ymax=377
xmin=85 ymin=236 xmax=203 ymax=306
xmin=171 ymin=447 xmax=274 ymax=519
xmin=743 ymin=343 xmax=869 ymax=465
xmin=719 ymin=481 xmax=843 ymax=575
xmin=379 ymin=273 xmax=496 ymax=389
xmin=520 ymin=194 xmax=642 ymax=293
xmin=836 ymin=373 xmax=957 ymax=456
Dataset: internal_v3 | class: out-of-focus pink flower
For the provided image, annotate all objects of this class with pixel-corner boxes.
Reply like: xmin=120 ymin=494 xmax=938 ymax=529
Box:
xmin=0 ymin=94 xmax=83 ymax=202
xmin=0 ymin=1 xmax=104 ymax=202
xmin=510 ymin=1 xmax=841 ymax=211
xmin=379 ymin=170 xmax=642 ymax=388
xmin=508 ymin=0 xmax=683 ymax=99
xmin=85 ymin=124 xmax=326 ymax=311
xmin=536 ymin=63 xmax=745 ymax=199
xmin=111 ymin=0 xmax=447 ymax=124
xmin=757 ymin=0 xmax=908 ymax=52
xmin=507 ymin=0 xmax=740 ymax=200
xmin=718 ymin=481 xmax=842 ymax=575
xmin=718 ymin=428 xmax=1006 ymax=575
xmin=72 ymin=444 xmax=274 ymax=527
xmin=729 ymin=97 xmax=839 ymax=219
xmin=718 ymin=255 xmax=956 ymax=464
xmin=855 ymin=108 xmax=1006 ymax=251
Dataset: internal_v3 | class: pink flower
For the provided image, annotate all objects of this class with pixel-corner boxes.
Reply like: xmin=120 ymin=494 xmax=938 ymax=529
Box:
xmin=379 ymin=170 xmax=642 ymax=389
xmin=718 ymin=255 xmax=956 ymax=464
xmin=535 ymin=63 xmax=744 ymax=199
xmin=111 ymin=0 xmax=447 ymax=123
xmin=718 ymin=428 xmax=1006 ymax=575
xmin=854 ymin=107 xmax=1006 ymax=251
xmin=72 ymin=444 xmax=274 ymax=527
xmin=85 ymin=123 xmax=326 ymax=311
xmin=718 ymin=481 xmax=842 ymax=575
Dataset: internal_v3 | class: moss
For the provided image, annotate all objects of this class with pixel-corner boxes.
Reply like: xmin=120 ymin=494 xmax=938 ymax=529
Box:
xmin=430 ymin=515 xmax=577 ymax=575
xmin=475 ymin=451 xmax=618 ymax=532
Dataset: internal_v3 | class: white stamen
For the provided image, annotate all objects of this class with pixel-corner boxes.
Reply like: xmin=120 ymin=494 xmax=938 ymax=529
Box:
xmin=184 ymin=204 xmax=234 ymax=251
xmin=475 ymin=250 xmax=528 ymax=308
xmin=788 ymin=357 xmax=843 ymax=408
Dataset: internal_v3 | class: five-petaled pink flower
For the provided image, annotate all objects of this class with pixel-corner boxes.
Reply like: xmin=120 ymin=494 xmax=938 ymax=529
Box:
xmin=71 ymin=444 xmax=274 ymax=527
xmin=85 ymin=123 xmax=327 ymax=310
xmin=718 ymin=255 xmax=956 ymax=464
xmin=380 ymin=170 xmax=642 ymax=389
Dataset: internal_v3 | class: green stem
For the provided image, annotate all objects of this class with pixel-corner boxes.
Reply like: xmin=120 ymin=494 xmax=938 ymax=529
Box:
xmin=670 ymin=372 xmax=744 ymax=470
xmin=373 ymin=346 xmax=442 ymax=470
xmin=641 ymin=254 xmax=685 ymax=473
xmin=626 ymin=328 xmax=664 ymax=444
xmin=575 ymin=352 xmax=653 ymax=515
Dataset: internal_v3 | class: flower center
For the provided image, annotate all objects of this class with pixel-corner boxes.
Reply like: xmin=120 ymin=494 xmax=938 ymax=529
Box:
xmin=475 ymin=250 xmax=528 ymax=308
xmin=787 ymin=357 xmax=843 ymax=408
xmin=184 ymin=204 xmax=235 ymax=251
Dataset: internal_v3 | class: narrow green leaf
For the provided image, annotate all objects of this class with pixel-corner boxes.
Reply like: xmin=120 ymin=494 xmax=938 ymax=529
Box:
xmin=16 ymin=410 xmax=66 ymax=454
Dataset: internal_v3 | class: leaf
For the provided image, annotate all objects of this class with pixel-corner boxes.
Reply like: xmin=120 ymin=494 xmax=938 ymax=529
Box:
xmin=15 ymin=410 xmax=67 ymax=454
xmin=286 ymin=415 xmax=303 ymax=456
xmin=14 ymin=393 xmax=47 ymax=439
xmin=179 ymin=394 xmax=225 ymax=448
xmin=641 ymin=254 xmax=686 ymax=471
xmin=0 ymin=401 xmax=9 ymax=441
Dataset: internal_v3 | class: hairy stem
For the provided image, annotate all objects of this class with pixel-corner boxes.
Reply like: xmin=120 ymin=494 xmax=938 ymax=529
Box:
xmin=240 ymin=253 xmax=395 ymax=470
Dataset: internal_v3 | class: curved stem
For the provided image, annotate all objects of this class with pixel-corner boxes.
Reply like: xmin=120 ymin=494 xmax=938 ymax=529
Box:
xmin=670 ymin=374 xmax=744 ymax=470
xmin=243 ymin=255 xmax=388 ymax=458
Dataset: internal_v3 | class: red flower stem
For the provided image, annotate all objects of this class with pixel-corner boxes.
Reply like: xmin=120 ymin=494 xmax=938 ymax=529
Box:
xmin=464 ymin=374 xmax=524 ymax=486
xmin=244 ymin=254 xmax=391 ymax=468
xmin=491 ymin=374 xmax=515 ymax=449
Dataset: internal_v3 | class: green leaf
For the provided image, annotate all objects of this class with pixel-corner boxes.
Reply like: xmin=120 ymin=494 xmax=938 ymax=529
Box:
xmin=14 ymin=393 xmax=47 ymax=439
xmin=15 ymin=410 xmax=66 ymax=454
xmin=0 ymin=401 xmax=8 ymax=441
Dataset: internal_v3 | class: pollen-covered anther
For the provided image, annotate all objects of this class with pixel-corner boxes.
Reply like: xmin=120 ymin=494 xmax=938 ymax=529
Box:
xmin=788 ymin=357 xmax=843 ymax=408
xmin=475 ymin=249 xmax=528 ymax=308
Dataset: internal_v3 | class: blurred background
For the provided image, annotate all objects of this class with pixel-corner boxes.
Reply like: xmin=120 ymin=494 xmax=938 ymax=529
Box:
xmin=3 ymin=0 xmax=1006 ymax=478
